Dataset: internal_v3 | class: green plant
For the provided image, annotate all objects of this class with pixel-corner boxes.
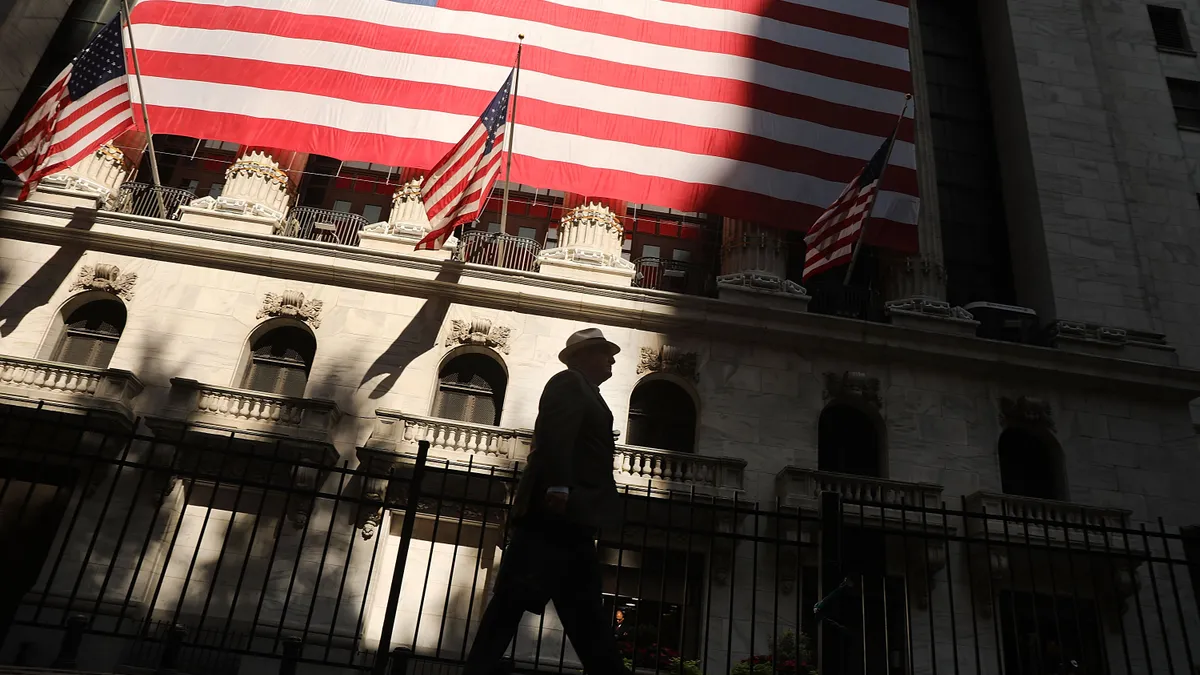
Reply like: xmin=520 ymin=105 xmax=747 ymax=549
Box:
xmin=730 ymin=630 xmax=816 ymax=675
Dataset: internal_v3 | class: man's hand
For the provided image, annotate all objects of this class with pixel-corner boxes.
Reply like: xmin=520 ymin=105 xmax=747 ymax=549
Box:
xmin=544 ymin=489 xmax=569 ymax=515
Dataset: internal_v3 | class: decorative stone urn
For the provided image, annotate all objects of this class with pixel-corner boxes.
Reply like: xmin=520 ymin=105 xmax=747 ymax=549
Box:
xmin=178 ymin=151 xmax=293 ymax=234
xmin=32 ymin=143 xmax=131 ymax=209
xmin=537 ymin=202 xmax=636 ymax=284
xmin=717 ymin=219 xmax=809 ymax=310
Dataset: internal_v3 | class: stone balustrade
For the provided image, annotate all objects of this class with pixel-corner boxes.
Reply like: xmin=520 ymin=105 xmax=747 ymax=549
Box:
xmin=775 ymin=467 xmax=945 ymax=528
xmin=364 ymin=409 xmax=533 ymax=470
xmin=0 ymin=355 xmax=143 ymax=422
xmin=166 ymin=378 xmax=341 ymax=444
xmin=614 ymin=444 xmax=745 ymax=495
xmin=963 ymin=491 xmax=1133 ymax=549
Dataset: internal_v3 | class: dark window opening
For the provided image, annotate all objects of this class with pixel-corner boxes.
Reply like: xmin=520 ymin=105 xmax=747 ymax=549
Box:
xmin=1167 ymin=78 xmax=1200 ymax=129
xmin=599 ymin=547 xmax=705 ymax=661
xmin=1149 ymin=5 xmax=1193 ymax=52
xmin=1183 ymin=526 xmax=1200 ymax=614
xmin=53 ymin=300 xmax=126 ymax=368
xmin=433 ymin=353 xmax=507 ymax=426
xmin=998 ymin=591 xmax=1104 ymax=675
xmin=998 ymin=428 xmax=1064 ymax=500
xmin=817 ymin=404 xmax=883 ymax=477
xmin=241 ymin=326 xmax=316 ymax=397
xmin=626 ymin=380 xmax=696 ymax=453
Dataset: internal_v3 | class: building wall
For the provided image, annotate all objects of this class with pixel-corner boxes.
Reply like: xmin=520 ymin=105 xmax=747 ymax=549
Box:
xmin=0 ymin=0 xmax=71 ymax=126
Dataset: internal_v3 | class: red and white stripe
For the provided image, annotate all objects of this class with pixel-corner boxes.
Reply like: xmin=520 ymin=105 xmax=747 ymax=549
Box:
xmin=417 ymin=118 xmax=506 ymax=250
xmin=127 ymin=0 xmax=918 ymax=245
xmin=801 ymin=172 xmax=879 ymax=280
xmin=2 ymin=68 xmax=134 ymax=194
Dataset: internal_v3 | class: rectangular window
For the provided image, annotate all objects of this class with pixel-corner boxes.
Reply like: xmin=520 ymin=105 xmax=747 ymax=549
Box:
xmin=486 ymin=221 xmax=501 ymax=233
xmin=517 ymin=226 xmax=538 ymax=241
xmin=641 ymin=244 xmax=661 ymax=259
xmin=1168 ymin=78 xmax=1200 ymax=128
xmin=202 ymin=139 xmax=239 ymax=152
xmin=671 ymin=249 xmax=693 ymax=262
xmin=184 ymin=180 xmax=200 ymax=194
xmin=1149 ymin=5 xmax=1193 ymax=52
xmin=208 ymin=183 xmax=224 ymax=198
xmin=332 ymin=200 xmax=352 ymax=213
xmin=362 ymin=204 xmax=383 ymax=223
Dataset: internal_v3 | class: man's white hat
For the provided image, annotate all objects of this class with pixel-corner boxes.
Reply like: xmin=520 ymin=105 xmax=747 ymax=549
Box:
xmin=558 ymin=327 xmax=621 ymax=364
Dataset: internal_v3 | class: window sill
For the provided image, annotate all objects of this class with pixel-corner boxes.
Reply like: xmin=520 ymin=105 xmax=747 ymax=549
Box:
xmin=1158 ymin=45 xmax=1198 ymax=57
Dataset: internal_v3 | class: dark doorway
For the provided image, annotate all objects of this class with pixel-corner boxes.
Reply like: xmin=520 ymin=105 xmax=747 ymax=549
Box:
xmin=818 ymin=405 xmax=883 ymax=477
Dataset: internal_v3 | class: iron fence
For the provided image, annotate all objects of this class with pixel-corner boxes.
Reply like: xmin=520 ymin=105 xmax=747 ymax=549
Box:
xmin=287 ymin=207 xmax=371 ymax=247
xmin=455 ymin=231 xmax=542 ymax=272
xmin=109 ymin=183 xmax=195 ymax=221
xmin=633 ymin=258 xmax=714 ymax=296
xmin=0 ymin=404 xmax=1197 ymax=675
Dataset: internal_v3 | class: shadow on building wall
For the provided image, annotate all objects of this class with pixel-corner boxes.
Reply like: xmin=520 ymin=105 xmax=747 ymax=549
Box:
xmin=0 ymin=213 xmax=93 ymax=337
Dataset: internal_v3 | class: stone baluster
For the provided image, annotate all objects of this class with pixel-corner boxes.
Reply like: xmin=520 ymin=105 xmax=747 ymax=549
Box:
xmin=879 ymin=1 xmax=976 ymax=336
xmin=717 ymin=219 xmax=809 ymax=309
xmin=537 ymin=197 xmax=636 ymax=284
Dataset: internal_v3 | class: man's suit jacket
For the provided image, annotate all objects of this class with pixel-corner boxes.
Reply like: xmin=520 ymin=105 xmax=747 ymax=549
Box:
xmin=511 ymin=368 xmax=621 ymax=530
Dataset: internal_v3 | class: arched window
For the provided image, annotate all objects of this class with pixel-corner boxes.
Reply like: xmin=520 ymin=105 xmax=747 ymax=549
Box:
xmin=241 ymin=326 xmax=316 ymax=397
xmin=53 ymin=299 xmax=126 ymax=368
xmin=817 ymin=404 xmax=883 ymax=477
xmin=433 ymin=353 xmax=507 ymax=426
xmin=998 ymin=428 xmax=1064 ymax=500
xmin=626 ymin=379 xmax=696 ymax=453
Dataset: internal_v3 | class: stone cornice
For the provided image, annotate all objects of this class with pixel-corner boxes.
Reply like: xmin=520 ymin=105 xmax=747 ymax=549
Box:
xmin=5 ymin=200 xmax=1200 ymax=399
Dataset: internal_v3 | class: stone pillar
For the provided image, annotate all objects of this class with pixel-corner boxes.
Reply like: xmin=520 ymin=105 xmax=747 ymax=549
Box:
xmin=32 ymin=142 xmax=134 ymax=209
xmin=880 ymin=0 xmax=977 ymax=335
xmin=178 ymin=149 xmax=296 ymax=234
xmin=358 ymin=175 xmax=456 ymax=259
xmin=537 ymin=201 xmax=636 ymax=285
xmin=716 ymin=218 xmax=809 ymax=310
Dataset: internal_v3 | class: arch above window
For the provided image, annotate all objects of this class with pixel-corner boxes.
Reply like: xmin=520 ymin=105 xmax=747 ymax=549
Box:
xmin=433 ymin=353 xmax=507 ymax=426
xmin=53 ymin=299 xmax=127 ymax=369
xmin=626 ymin=378 xmax=697 ymax=453
xmin=817 ymin=403 xmax=884 ymax=477
xmin=241 ymin=325 xmax=317 ymax=397
xmin=997 ymin=428 xmax=1065 ymax=501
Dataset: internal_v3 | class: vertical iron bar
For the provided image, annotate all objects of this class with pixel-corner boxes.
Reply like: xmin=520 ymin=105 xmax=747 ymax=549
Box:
xmin=678 ymin=488 xmax=696 ymax=670
xmin=1023 ymin=512 xmax=1061 ymax=675
xmin=772 ymin=504 xmax=781 ymax=675
xmin=272 ymin=450 xmax=324 ymax=653
xmin=1159 ymin=518 xmax=1196 ymax=674
xmin=701 ymin=493 xmax=717 ymax=674
xmin=412 ymin=458 xmax=453 ymax=652
xmin=91 ymin=427 xmax=155 ymax=619
xmin=938 ymin=502 xmax=958 ymax=674
xmin=1053 ymin=512 xmax=1088 ymax=675
xmin=920 ymin=501 xmax=937 ymax=675
xmin=1140 ymin=523 xmax=1175 ymax=675
xmin=748 ymin=504 xmax=758 ymax=675
xmin=725 ymin=494 xmax=740 ymax=675
xmin=320 ymin=462 xmax=366 ymax=661
xmin=653 ymin=490 xmax=676 ymax=675
xmin=898 ymin=500 xmax=914 ymax=675
xmin=1090 ymin=514 xmax=1133 ymax=675
xmin=196 ymin=448 xmax=256 ymax=634
xmin=818 ymin=491 xmax=842 ymax=675
xmin=457 ymin=464 xmax=503 ymax=661
xmin=1119 ymin=524 xmax=1153 ymax=672
xmin=963 ymin=496 xmax=1001 ymax=675
xmin=65 ymin=429 xmax=132 ymax=619
xmin=998 ymin=502 xmax=1025 ymax=673
xmin=349 ymin=479 xmax=389 ymax=662
xmin=954 ymin=504 xmax=981 ymax=675
xmin=372 ymin=440 xmax=431 ymax=675
xmin=301 ymin=461 xmax=350 ymax=646
xmin=51 ymin=614 xmax=88 ymax=668
xmin=436 ymin=457 xmax=475 ymax=658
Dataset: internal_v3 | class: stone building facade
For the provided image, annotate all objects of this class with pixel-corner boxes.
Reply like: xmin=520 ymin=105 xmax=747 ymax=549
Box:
xmin=2 ymin=0 xmax=1200 ymax=674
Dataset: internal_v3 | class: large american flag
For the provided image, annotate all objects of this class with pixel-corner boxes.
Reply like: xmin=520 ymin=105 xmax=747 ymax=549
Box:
xmin=126 ymin=0 xmax=918 ymax=244
xmin=801 ymin=122 xmax=897 ymax=280
xmin=2 ymin=16 xmax=134 ymax=196
xmin=417 ymin=72 xmax=512 ymax=250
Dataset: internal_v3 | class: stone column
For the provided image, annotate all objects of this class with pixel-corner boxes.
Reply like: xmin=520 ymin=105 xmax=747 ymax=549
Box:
xmin=178 ymin=148 xmax=297 ymax=234
xmin=359 ymin=175 xmax=459 ymax=259
xmin=881 ymin=0 xmax=977 ymax=335
xmin=716 ymin=218 xmax=808 ymax=310
xmin=537 ymin=200 xmax=636 ymax=285
xmin=32 ymin=142 xmax=135 ymax=209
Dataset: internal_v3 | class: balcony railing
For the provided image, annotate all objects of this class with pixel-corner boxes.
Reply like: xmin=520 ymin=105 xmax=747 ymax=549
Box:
xmin=806 ymin=282 xmax=884 ymax=322
xmin=615 ymin=444 xmax=745 ymax=494
xmin=964 ymin=491 xmax=1134 ymax=549
xmin=0 ymin=355 xmax=143 ymax=421
xmin=110 ymin=183 xmax=195 ymax=220
xmin=632 ymin=257 xmax=712 ymax=296
xmin=455 ymin=231 xmax=542 ymax=272
xmin=364 ymin=410 xmax=533 ymax=469
xmin=166 ymin=378 xmax=342 ymax=443
xmin=775 ymin=467 xmax=945 ymax=528
xmin=285 ymin=206 xmax=370 ymax=246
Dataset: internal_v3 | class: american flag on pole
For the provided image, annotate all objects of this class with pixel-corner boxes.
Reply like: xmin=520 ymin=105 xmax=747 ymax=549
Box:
xmin=2 ymin=16 xmax=134 ymax=198
xmin=417 ymin=72 xmax=512 ymax=251
xmin=125 ymin=0 xmax=919 ymax=247
xmin=801 ymin=123 xmax=898 ymax=280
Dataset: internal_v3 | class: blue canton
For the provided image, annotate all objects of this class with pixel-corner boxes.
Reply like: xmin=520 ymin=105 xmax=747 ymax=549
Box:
xmin=480 ymin=71 xmax=513 ymax=155
xmin=69 ymin=16 xmax=126 ymax=101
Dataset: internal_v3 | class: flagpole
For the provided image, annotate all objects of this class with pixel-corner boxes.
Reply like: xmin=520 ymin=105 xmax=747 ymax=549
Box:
xmin=842 ymin=93 xmax=912 ymax=287
xmin=119 ymin=0 xmax=168 ymax=219
xmin=498 ymin=35 xmax=523 ymax=235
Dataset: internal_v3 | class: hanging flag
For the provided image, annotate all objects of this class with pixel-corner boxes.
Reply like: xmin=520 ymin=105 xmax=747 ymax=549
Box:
xmin=802 ymin=120 xmax=900 ymax=281
xmin=124 ymin=0 xmax=919 ymax=245
xmin=2 ymin=16 xmax=135 ymax=198
xmin=416 ymin=72 xmax=512 ymax=251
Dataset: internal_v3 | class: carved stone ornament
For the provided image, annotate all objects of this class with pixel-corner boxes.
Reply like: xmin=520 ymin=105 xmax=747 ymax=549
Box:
xmin=999 ymin=395 xmax=1055 ymax=433
xmin=445 ymin=318 xmax=512 ymax=354
xmin=538 ymin=202 xmax=635 ymax=271
xmin=885 ymin=296 xmax=974 ymax=321
xmin=258 ymin=290 xmax=323 ymax=328
xmin=823 ymin=371 xmax=881 ymax=409
xmin=637 ymin=345 xmax=699 ymax=382
xmin=70 ymin=263 xmax=138 ymax=301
